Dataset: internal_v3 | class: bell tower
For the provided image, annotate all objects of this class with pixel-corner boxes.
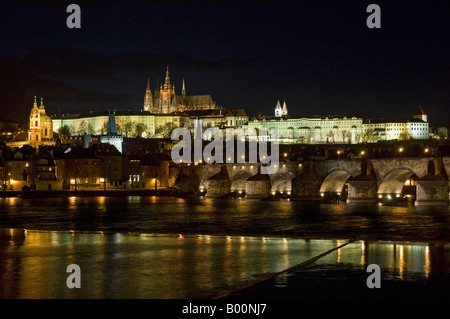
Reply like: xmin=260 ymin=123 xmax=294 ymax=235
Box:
xmin=414 ymin=106 xmax=427 ymax=122
xmin=274 ymin=100 xmax=282 ymax=117
xmin=28 ymin=96 xmax=41 ymax=146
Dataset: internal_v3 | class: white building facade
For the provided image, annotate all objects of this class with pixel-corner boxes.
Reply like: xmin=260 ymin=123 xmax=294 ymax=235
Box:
xmin=245 ymin=102 xmax=429 ymax=144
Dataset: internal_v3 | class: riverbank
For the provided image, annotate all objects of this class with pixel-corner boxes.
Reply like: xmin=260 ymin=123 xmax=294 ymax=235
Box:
xmin=0 ymin=189 xmax=178 ymax=198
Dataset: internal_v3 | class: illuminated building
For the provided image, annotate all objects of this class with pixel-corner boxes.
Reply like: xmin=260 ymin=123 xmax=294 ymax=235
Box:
xmin=100 ymin=113 xmax=123 ymax=153
xmin=55 ymin=144 xmax=123 ymax=190
xmin=245 ymin=101 xmax=429 ymax=144
xmin=143 ymin=67 xmax=216 ymax=113
xmin=28 ymin=97 xmax=55 ymax=147
xmin=362 ymin=107 xmax=429 ymax=142
xmin=246 ymin=101 xmax=363 ymax=144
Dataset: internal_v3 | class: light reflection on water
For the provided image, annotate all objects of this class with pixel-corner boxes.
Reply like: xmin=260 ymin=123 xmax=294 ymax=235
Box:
xmin=0 ymin=229 xmax=340 ymax=299
xmin=1 ymin=196 xmax=450 ymax=298
xmin=0 ymin=228 xmax=449 ymax=299
xmin=1 ymin=196 xmax=450 ymax=242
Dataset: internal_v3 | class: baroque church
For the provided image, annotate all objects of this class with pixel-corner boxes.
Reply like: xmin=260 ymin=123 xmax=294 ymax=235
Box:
xmin=143 ymin=67 xmax=216 ymax=114
xmin=28 ymin=96 xmax=55 ymax=147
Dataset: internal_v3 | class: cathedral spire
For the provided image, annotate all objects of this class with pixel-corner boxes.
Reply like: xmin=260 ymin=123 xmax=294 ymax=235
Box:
xmin=282 ymin=101 xmax=288 ymax=116
xmin=182 ymin=78 xmax=186 ymax=97
xmin=33 ymin=96 xmax=38 ymax=108
xmin=143 ymin=77 xmax=153 ymax=112
xmin=164 ymin=66 xmax=171 ymax=89
xmin=275 ymin=100 xmax=282 ymax=117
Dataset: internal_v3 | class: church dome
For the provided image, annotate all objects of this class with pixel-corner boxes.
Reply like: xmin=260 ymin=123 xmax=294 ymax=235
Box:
xmin=40 ymin=114 xmax=52 ymax=124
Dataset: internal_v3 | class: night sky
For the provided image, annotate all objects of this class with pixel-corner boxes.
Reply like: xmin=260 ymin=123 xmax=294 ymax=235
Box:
xmin=0 ymin=0 xmax=448 ymax=126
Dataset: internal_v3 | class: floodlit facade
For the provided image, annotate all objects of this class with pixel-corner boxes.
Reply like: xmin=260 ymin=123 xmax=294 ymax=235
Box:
xmin=245 ymin=102 xmax=429 ymax=144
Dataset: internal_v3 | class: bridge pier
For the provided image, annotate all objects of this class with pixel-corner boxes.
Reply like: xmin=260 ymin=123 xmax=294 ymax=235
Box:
xmin=415 ymin=175 xmax=449 ymax=206
xmin=205 ymin=166 xmax=231 ymax=197
xmin=291 ymin=175 xmax=321 ymax=200
xmin=346 ymin=176 xmax=378 ymax=204
xmin=245 ymin=170 xmax=271 ymax=199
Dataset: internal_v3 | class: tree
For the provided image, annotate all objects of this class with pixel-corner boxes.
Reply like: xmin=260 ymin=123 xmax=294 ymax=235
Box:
xmin=326 ymin=130 xmax=334 ymax=144
xmin=155 ymin=122 xmax=177 ymax=138
xmin=77 ymin=120 xmax=87 ymax=135
xmin=102 ymin=121 xmax=108 ymax=134
xmin=134 ymin=123 xmax=148 ymax=138
xmin=59 ymin=125 xmax=71 ymax=137
xmin=87 ymin=122 xmax=95 ymax=135
xmin=399 ymin=131 xmax=410 ymax=141
xmin=362 ymin=129 xmax=375 ymax=143
xmin=437 ymin=127 xmax=448 ymax=139
xmin=124 ymin=120 xmax=135 ymax=137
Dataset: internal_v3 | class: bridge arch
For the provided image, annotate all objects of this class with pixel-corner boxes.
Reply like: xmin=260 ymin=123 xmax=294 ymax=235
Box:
xmin=319 ymin=169 xmax=353 ymax=195
xmin=199 ymin=169 xmax=220 ymax=191
xmin=270 ymin=169 xmax=296 ymax=194
xmin=231 ymin=170 xmax=254 ymax=193
xmin=377 ymin=168 xmax=417 ymax=197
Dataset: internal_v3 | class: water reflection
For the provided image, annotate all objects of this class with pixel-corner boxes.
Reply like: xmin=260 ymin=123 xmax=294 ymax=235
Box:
xmin=336 ymin=240 xmax=440 ymax=282
xmin=1 ymin=197 xmax=450 ymax=243
xmin=2 ymin=227 xmax=447 ymax=299
xmin=1 ymin=229 xmax=343 ymax=299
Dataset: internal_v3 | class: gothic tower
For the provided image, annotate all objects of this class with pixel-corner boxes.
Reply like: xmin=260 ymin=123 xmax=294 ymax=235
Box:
xmin=274 ymin=100 xmax=282 ymax=117
xmin=100 ymin=112 xmax=123 ymax=153
xmin=143 ymin=77 xmax=153 ymax=112
xmin=182 ymin=78 xmax=186 ymax=97
xmin=282 ymin=101 xmax=288 ymax=116
xmin=159 ymin=66 xmax=175 ymax=113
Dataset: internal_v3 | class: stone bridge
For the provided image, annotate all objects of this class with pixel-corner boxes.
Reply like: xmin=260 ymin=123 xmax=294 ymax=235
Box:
xmin=178 ymin=157 xmax=450 ymax=205
xmin=180 ymin=161 xmax=300 ymax=195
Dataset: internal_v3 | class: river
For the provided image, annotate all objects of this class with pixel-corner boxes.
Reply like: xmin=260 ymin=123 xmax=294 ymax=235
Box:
xmin=0 ymin=196 xmax=449 ymax=299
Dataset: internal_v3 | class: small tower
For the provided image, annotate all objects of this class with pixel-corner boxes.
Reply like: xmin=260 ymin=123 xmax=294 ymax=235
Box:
xmin=143 ymin=77 xmax=153 ymax=112
xmin=100 ymin=112 xmax=123 ymax=153
xmin=282 ymin=101 xmax=288 ymax=116
xmin=181 ymin=78 xmax=186 ymax=98
xmin=414 ymin=106 xmax=427 ymax=122
xmin=28 ymin=96 xmax=41 ymax=146
xmin=274 ymin=100 xmax=282 ymax=117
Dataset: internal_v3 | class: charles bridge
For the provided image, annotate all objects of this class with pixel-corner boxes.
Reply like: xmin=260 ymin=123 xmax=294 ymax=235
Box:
xmin=177 ymin=156 xmax=450 ymax=205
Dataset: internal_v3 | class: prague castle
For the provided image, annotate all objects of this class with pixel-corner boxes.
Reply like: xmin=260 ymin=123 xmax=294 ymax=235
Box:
xmin=143 ymin=67 xmax=216 ymax=113
xmin=51 ymin=68 xmax=247 ymax=141
xmin=16 ymin=67 xmax=428 ymax=150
